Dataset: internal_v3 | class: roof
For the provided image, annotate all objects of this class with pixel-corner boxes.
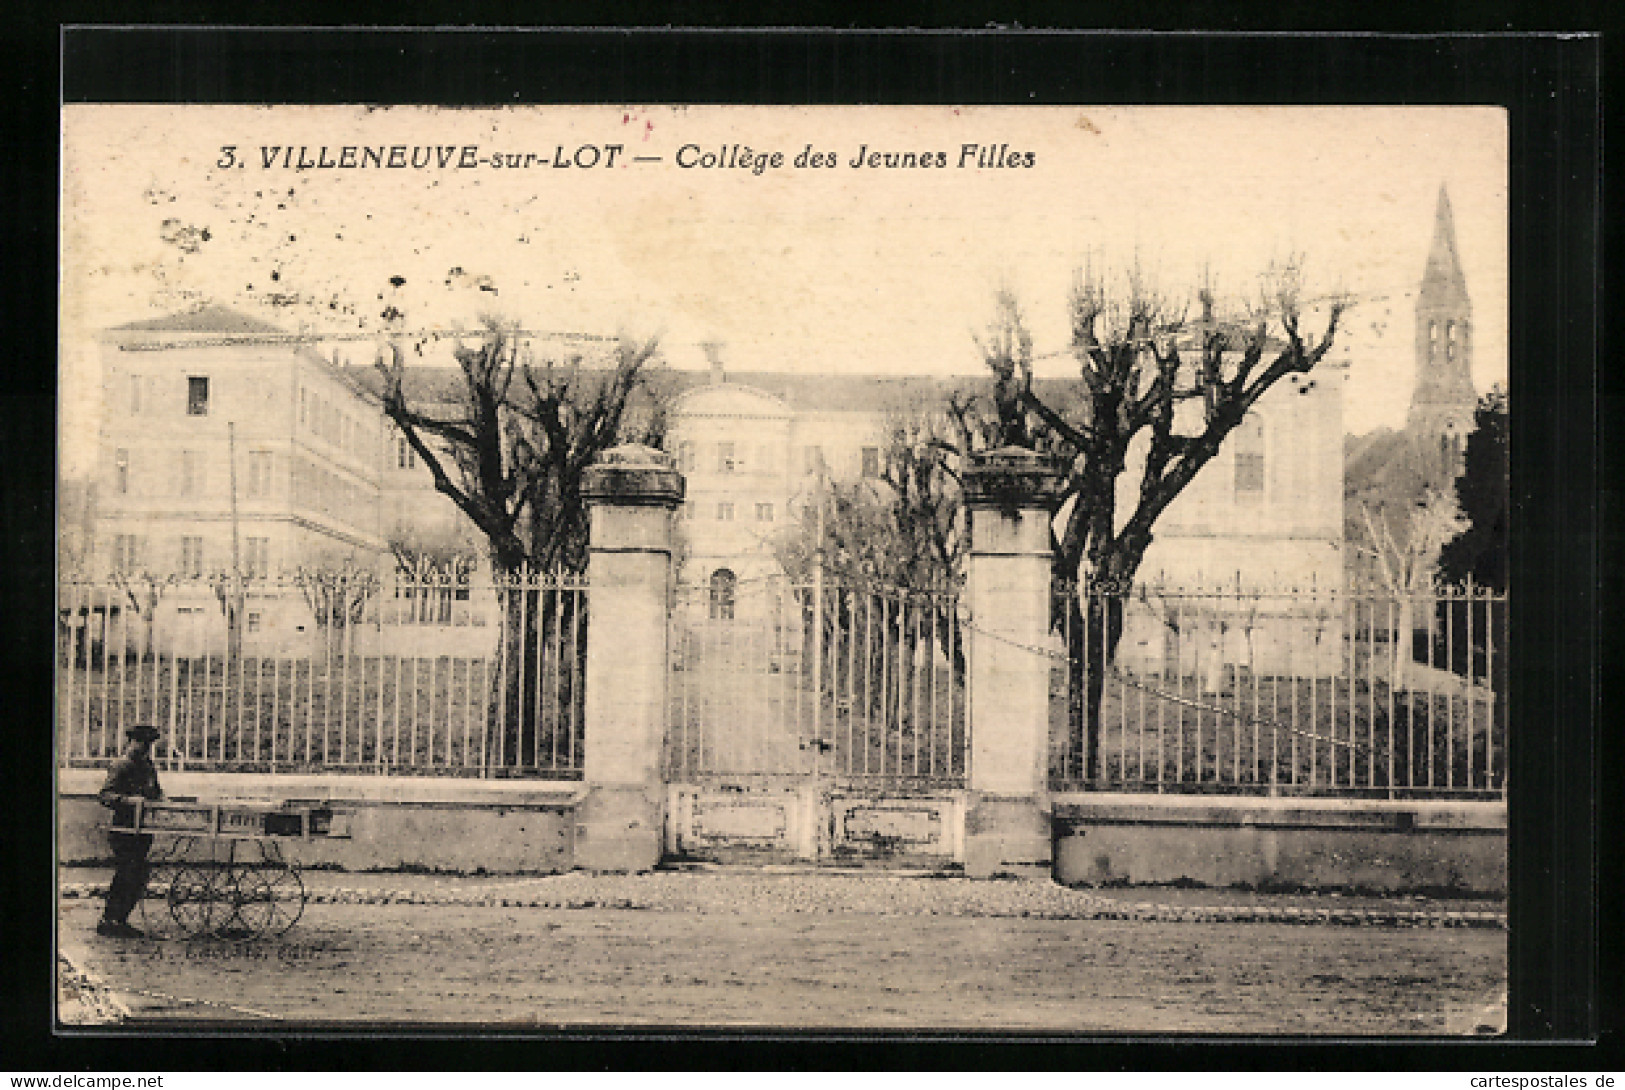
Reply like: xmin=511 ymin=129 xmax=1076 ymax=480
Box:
xmin=667 ymin=372 xmax=994 ymax=414
xmin=1419 ymin=185 xmax=1471 ymax=309
xmin=106 ymin=304 xmax=289 ymax=336
xmin=342 ymin=364 xmax=1089 ymax=416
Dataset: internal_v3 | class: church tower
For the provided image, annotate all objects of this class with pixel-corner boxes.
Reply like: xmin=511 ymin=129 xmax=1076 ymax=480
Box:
xmin=1407 ymin=186 xmax=1478 ymax=462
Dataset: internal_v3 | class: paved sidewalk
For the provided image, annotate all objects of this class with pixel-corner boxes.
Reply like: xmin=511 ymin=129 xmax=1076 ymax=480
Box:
xmin=57 ymin=867 xmax=1507 ymax=1033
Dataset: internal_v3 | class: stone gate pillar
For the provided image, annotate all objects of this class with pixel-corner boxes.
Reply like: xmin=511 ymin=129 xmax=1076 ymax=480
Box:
xmin=576 ymin=443 xmax=684 ymax=872
xmin=963 ymin=446 xmax=1065 ymax=879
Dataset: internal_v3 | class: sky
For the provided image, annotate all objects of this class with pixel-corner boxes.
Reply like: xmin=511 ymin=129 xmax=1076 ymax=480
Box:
xmin=60 ymin=105 xmax=1507 ymax=474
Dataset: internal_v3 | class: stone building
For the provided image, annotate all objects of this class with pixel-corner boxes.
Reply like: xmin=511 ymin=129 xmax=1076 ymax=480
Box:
xmin=84 ymin=305 xmax=389 ymax=655
xmin=667 ymin=353 xmax=1346 ymax=600
xmin=93 ymin=305 xmax=389 ymax=581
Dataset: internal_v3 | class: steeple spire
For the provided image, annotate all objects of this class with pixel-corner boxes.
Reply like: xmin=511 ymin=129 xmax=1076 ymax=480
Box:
xmin=1407 ymin=184 xmax=1477 ymax=448
xmin=1420 ymin=185 xmax=1470 ymax=312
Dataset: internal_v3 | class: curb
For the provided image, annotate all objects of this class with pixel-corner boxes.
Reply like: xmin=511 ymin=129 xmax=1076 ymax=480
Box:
xmin=58 ymin=878 xmax=1508 ymax=930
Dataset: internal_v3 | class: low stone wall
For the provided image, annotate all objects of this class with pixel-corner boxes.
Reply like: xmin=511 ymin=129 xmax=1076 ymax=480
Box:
xmin=1052 ymin=793 xmax=1506 ymax=895
xmin=59 ymin=771 xmax=1505 ymax=892
xmin=58 ymin=770 xmax=579 ymax=874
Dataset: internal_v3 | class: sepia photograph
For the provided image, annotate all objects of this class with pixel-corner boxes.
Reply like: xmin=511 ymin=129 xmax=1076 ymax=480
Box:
xmin=56 ymin=101 xmax=1511 ymax=1034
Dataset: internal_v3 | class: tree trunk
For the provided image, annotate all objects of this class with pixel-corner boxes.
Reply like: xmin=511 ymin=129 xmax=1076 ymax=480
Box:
xmin=485 ymin=580 xmax=589 ymax=773
xmin=1393 ymin=595 xmax=1414 ymax=689
xmin=487 ymin=583 xmax=535 ymax=770
xmin=1066 ymin=589 xmax=1126 ymax=787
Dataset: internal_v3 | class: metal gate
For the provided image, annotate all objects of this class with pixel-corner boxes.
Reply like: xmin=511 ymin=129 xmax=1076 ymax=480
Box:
xmin=663 ymin=574 xmax=969 ymax=866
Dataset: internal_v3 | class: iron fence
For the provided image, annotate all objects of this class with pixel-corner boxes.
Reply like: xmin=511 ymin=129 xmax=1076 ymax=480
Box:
xmin=57 ymin=573 xmax=588 ymax=777
xmin=1046 ymin=582 xmax=1507 ymax=798
xmin=665 ymin=576 xmax=969 ymax=787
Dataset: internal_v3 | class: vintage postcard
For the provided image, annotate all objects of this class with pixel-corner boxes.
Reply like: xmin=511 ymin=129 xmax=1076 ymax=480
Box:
xmin=58 ymin=103 xmax=1509 ymax=1033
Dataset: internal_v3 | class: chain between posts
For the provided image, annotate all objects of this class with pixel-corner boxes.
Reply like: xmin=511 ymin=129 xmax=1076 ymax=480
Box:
xmin=962 ymin=617 xmax=1370 ymax=755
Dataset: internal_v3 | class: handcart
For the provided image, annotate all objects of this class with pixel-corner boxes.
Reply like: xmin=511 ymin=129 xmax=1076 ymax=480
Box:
xmin=111 ymin=799 xmax=340 ymax=940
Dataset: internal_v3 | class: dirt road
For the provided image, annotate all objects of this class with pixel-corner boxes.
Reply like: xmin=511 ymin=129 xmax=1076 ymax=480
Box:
xmin=58 ymin=870 xmax=1505 ymax=1033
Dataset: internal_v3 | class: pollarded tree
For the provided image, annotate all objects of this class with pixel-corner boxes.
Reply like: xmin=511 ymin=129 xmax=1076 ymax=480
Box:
xmin=773 ymin=410 xmax=972 ymax=764
xmin=377 ymin=318 xmax=666 ymax=577
xmin=984 ymin=262 xmax=1347 ymax=784
xmin=377 ymin=317 xmax=667 ymax=768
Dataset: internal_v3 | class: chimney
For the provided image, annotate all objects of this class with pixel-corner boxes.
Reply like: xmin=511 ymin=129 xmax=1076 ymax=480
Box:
xmin=701 ymin=340 xmax=725 ymax=383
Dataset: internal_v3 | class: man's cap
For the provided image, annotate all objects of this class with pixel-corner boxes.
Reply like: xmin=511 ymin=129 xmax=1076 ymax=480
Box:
xmin=125 ymin=725 xmax=161 ymax=741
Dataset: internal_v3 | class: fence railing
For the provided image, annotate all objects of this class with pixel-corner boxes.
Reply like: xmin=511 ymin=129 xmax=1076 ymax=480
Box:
xmin=1045 ymin=582 xmax=1507 ymax=798
xmin=57 ymin=573 xmax=588 ymax=777
xmin=664 ymin=576 xmax=969 ymax=788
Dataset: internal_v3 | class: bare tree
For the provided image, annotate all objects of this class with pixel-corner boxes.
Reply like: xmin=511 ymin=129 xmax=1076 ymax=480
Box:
xmin=375 ymin=317 xmax=667 ymax=768
xmin=775 ymin=411 xmax=971 ymax=740
xmin=778 ymin=411 xmax=967 ymax=590
xmin=377 ymin=319 xmax=662 ymax=575
xmin=292 ymin=564 xmax=380 ymax=632
xmin=983 ymin=261 xmax=1348 ymax=784
xmin=107 ymin=569 xmax=176 ymax=663
xmin=1353 ymin=488 xmax=1466 ymax=686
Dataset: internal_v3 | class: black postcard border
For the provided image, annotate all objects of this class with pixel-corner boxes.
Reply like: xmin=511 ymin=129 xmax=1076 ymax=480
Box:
xmin=5 ymin=25 xmax=1605 ymax=1070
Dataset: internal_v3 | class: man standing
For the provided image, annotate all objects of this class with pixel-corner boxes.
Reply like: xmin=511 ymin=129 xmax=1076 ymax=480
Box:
xmin=97 ymin=724 xmax=163 ymax=938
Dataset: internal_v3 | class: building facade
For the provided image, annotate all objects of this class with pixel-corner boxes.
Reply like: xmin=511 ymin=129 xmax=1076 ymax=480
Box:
xmin=83 ymin=306 xmax=390 ymax=656
xmin=94 ymin=305 xmax=389 ymax=582
xmin=666 ymin=357 xmax=1346 ymax=600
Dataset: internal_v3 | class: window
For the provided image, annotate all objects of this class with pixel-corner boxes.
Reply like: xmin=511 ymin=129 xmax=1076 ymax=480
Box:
xmin=1233 ymin=415 xmax=1265 ymax=498
xmin=861 ymin=446 xmax=881 ymax=479
xmin=129 ymin=375 xmax=142 ymax=415
xmin=114 ymin=449 xmax=129 ymax=495
xmin=717 ymin=441 xmax=736 ymax=474
xmin=756 ymin=443 xmax=778 ymax=475
xmin=716 ymin=502 xmax=734 ymax=522
xmin=755 ymin=502 xmax=774 ymax=523
xmin=179 ymin=451 xmax=202 ymax=496
xmin=682 ymin=500 xmax=696 ymax=520
xmin=396 ymin=436 xmax=417 ymax=469
xmin=180 ymin=536 xmax=204 ymax=578
xmin=804 ymin=445 xmax=824 ymax=475
xmin=246 ymin=612 xmax=263 ymax=634
xmin=1446 ymin=320 xmax=1458 ymax=360
xmin=186 ymin=376 xmax=210 ymax=416
xmin=245 ymin=537 xmax=270 ymax=578
xmin=298 ymin=387 xmax=307 ymax=428
xmin=246 ymin=451 xmax=272 ymax=498
xmin=1428 ymin=321 xmax=1438 ymax=360
xmin=111 ymin=534 xmax=141 ymax=574
xmin=677 ymin=440 xmax=696 ymax=473
xmin=708 ymin=569 xmax=737 ymax=621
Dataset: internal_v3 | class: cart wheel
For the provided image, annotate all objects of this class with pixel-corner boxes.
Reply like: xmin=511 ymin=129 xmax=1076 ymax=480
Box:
xmin=167 ymin=865 xmax=226 ymax=938
xmin=231 ymin=864 xmax=306 ymax=938
xmin=136 ymin=863 xmax=181 ymax=939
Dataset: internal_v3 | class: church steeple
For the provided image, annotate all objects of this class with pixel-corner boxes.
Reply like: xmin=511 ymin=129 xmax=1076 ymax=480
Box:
xmin=1407 ymin=185 xmax=1477 ymax=445
xmin=1420 ymin=186 xmax=1471 ymax=311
